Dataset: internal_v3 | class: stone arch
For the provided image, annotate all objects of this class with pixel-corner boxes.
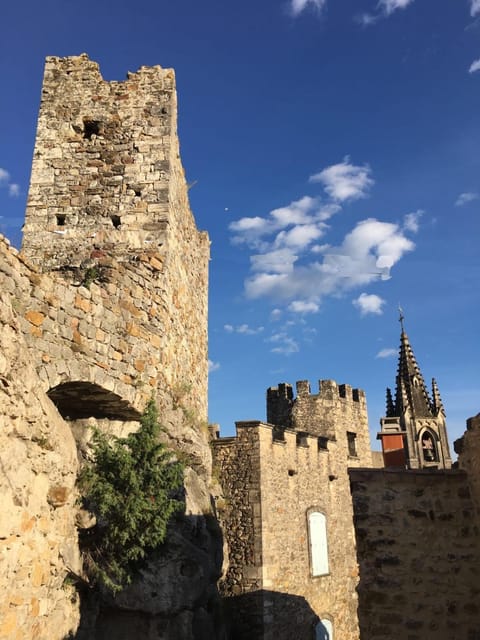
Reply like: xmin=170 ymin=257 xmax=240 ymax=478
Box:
xmin=47 ymin=381 xmax=142 ymax=421
xmin=419 ymin=428 xmax=439 ymax=463
xmin=39 ymin=360 xmax=142 ymax=414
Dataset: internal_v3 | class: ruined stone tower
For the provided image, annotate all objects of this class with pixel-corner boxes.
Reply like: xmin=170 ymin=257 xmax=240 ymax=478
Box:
xmin=0 ymin=56 xmax=218 ymax=639
xmin=20 ymin=54 xmax=210 ymax=422
xmin=378 ymin=317 xmax=452 ymax=469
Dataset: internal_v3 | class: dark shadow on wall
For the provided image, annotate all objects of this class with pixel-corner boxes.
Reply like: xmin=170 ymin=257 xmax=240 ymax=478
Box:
xmin=63 ymin=513 xmax=228 ymax=640
xmin=223 ymin=590 xmax=320 ymax=640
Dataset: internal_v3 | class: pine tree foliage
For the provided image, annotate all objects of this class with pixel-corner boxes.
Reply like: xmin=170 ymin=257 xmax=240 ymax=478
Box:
xmin=78 ymin=399 xmax=184 ymax=593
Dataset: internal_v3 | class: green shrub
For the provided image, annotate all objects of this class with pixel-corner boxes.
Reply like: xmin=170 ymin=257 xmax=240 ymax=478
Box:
xmin=77 ymin=399 xmax=184 ymax=593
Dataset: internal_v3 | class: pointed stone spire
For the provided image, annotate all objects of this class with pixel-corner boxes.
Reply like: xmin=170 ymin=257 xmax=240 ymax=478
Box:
xmin=394 ymin=314 xmax=433 ymax=418
xmin=386 ymin=387 xmax=395 ymax=417
xmin=431 ymin=377 xmax=445 ymax=416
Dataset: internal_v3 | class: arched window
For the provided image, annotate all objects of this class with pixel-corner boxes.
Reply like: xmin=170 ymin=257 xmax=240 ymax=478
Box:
xmin=315 ymin=619 xmax=333 ymax=639
xmin=308 ymin=511 xmax=329 ymax=576
xmin=421 ymin=430 xmax=438 ymax=462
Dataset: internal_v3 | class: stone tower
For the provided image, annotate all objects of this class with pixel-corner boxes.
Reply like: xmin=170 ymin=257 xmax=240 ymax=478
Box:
xmin=20 ymin=54 xmax=210 ymax=421
xmin=378 ymin=316 xmax=452 ymax=469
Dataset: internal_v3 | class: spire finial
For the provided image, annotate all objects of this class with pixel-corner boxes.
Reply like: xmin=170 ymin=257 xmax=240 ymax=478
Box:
xmin=398 ymin=305 xmax=405 ymax=332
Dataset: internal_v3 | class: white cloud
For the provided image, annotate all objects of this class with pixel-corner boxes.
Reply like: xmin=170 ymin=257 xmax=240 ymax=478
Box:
xmin=230 ymin=195 xmax=338 ymax=254
xmin=270 ymin=308 xmax=282 ymax=321
xmin=288 ymin=300 xmax=320 ymax=314
xmin=208 ymin=360 xmax=220 ymax=372
xmin=0 ymin=167 xmax=20 ymax=198
xmin=360 ymin=0 xmax=414 ymax=25
xmin=224 ymin=323 xmax=264 ymax=335
xmin=244 ymin=217 xmax=414 ymax=303
xmin=290 ymin=0 xmax=326 ymax=17
xmin=8 ymin=184 xmax=20 ymax=197
xmin=471 ymin=0 xmax=480 ymax=17
xmin=378 ymin=0 xmax=415 ymax=15
xmin=309 ymin=158 xmax=374 ymax=202
xmin=376 ymin=348 xmax=397 ymax=358
xmin=353 ymin=293 xmax=386 ymax=316
xmin=469 ymin=59 xmax=480 ymax=73
xmin=455 ymin=192 xmax=479 ymax=206
xmin=403 ymin=209 xmax=423 ymax=233
xmin=268 ymin=332 xmax=300 ymax=355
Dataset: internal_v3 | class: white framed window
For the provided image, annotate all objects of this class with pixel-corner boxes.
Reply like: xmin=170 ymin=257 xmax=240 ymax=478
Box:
xmin=308 ymin=511 xmax=329 ymax=576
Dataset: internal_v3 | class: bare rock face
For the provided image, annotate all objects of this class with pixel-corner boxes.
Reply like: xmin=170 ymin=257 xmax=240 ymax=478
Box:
xmin=0 ymin=267 xmax=81 ymax=640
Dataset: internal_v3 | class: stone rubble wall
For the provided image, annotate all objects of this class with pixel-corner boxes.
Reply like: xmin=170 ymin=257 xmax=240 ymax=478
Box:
xmin=0 ymin=241 xmax=80 ymax=640
xmin=456 ymin=414 xmax=480 ymax=519
xmin=350 ymin=468 xmax=480 ymax=640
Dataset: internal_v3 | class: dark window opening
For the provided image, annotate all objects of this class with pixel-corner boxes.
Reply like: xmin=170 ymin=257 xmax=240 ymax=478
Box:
xmin=134 ymin=189 xmax=141 ymax=197
xmin=318 ymin=437 xmax=329 ymax=451
xmin=288 ymin=469 xmax=297 ymax=477
xmin=347 ymin=431 xmax=357 ymax=457
xmin=83 ymin=120 xmax=101 ymax=140
xmin=111 ymin=215 xmax=121 ymax=228
xmin=56 ymin=214 xmax=66 ymax=226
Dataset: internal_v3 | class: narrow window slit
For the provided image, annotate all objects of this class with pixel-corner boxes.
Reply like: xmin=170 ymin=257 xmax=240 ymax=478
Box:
xmin=111 ymin=215 xmax=121 ymax=229
xmin=56 ymin=214 xmax=66 ymax=226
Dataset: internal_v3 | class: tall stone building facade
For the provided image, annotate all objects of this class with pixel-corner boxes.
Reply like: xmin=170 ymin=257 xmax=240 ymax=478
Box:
xmin=213 ymin=380 xmax=373 ymax=640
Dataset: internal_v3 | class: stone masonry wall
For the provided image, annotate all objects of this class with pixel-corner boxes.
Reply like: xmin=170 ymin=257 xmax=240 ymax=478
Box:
xmin=213 ymin=378 xmax=374 ymax=640
xmin=268 ymin=379 xmax=372 ymax=467
xmin=350 ymin=468 xmax=480 ymax=640
xmin=257 ymin=424 xmax=362 ymax=640
xmin=456 ymin=414 xmax=480 ymax=520
xmin=0 ymin=55 xmax=219 ymax=640
xmin=0 ymin=239 xmax=81 ymax=640
xmin=212 ymin=426 xmax=264 ymax=639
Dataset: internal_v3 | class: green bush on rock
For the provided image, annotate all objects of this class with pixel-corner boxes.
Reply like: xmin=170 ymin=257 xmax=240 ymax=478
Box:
xmin=78 ymin=399 xmax=184 ymax=594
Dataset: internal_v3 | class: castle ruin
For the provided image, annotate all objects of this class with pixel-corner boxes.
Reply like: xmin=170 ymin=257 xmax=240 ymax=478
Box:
xmin=1 ymin=54 xmax=480 ymax=640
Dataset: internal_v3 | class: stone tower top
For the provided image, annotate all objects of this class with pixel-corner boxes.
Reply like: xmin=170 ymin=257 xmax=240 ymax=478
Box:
xmin=22 ymin=54 xmax=203 ymax=271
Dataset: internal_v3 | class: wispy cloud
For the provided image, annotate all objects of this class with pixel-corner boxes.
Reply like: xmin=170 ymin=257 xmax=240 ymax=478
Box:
xmin=0 ymin=167 xmax=20 ymax=198
xmin=288 ymin=300 xmax=320 ymax=314
xmin=208 ymin=360 xmax=220 ymax=372
xmin=290 ymin=0 xmax=326 ymax=17
xmin=243 ymin=217 xmax=414 ymax=303
xmin=403 ymin=210 xmax=423 ymax=233
xmin=471 ymin=0 xmax=480 ymax=17
xmin=360 ymin=0 xmax=415 ymax=25
xmin=230 ymin=195 xmax=337 ymax=250
xmin=224 ymin=323 xmax=264 ymax=335
xmin=268 ymin=332 xmax=300 ymax=355
xmin=469 ymin=59 xmax=480 ymax=73
xmin=376 ymin=347 xmax=397 ymax=358
xmin=230 ymin=163 xmax=417 ymax=310
xmin=309 ymin=157 xmax=374 ymax=202
xmin=353 ymin=293 xmax=386 ymax=316
xmin=455 ymin=191 xmax=479 ymax=206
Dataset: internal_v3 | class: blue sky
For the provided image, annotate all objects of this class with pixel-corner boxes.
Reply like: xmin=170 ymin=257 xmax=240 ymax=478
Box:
xmin=1 ymin=0 xmax=479 ymax=451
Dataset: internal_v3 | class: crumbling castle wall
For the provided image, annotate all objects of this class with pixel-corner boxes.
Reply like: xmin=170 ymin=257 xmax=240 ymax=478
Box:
xmin=350 ymin=467 xmax=480 ymax=640
xmin=0 ymin=237 xmax=80 ymax=640
xmin=0 ymin=55 xmax=221 ymax=640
